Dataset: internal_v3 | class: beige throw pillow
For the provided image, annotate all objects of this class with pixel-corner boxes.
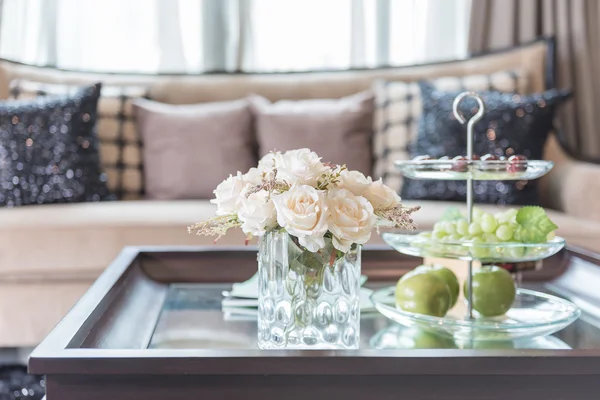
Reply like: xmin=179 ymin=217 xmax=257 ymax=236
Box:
xmin=133 ymin=98 xmax=256 ymax=200
xmin=250 ymin=91 xmax=375 ymax=176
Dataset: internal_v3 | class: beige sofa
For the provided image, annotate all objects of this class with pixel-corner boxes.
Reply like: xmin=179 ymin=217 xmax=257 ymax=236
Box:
xmin=1 ymin=39 xmax=600 ymax=347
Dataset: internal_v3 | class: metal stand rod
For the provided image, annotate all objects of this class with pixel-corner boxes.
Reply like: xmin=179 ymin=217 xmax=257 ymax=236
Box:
xmin=453 ymin=92 xmax=485 ymax=320
xmin=466 ymin=179 xmax=474 ymax=319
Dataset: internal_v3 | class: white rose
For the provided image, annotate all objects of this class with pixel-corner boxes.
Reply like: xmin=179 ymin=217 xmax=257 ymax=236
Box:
xmin=274 ymin=148 xmax=330 ymax=186
xmin=243 ymin=167 xmax=263 ymax=185
xmin=337 ymin=169 xmax=372 ymax=196
xmin=258 ymin=152 xmax=278 ymax=172
xmin=272 ymin=184 xmax=328 ymax=252
xmin=238 ymin=190 xmax=277 ymax=236
xmin=210 ymin=172 xmax=247 ymax=215
xmin=364 ymin=178 xmax=400 ymax=210
xmin=327 ymin=189 xmax=376 ymax=252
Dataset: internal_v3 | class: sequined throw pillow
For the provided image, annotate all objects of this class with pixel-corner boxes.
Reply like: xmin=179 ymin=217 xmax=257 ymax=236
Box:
xmin=401 ymin=83 xmax=571 ymax=205
xmin=0 ymin=83 xmax=115 ymax=207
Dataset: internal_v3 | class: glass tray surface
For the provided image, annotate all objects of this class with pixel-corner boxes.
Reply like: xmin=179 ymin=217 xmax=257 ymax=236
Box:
xmin=371 ymin=286 xmax=581 ymax=341
xmin=394 ymin=159 xmax=553 ymax=181
xmin=381 ymin=231 xmax=566 ymax=263
xmin=369 ymin=324 xmax=572 ymax=350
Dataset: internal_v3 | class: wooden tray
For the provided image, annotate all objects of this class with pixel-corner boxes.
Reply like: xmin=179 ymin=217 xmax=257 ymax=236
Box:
xmin=29 ymin=245 xmax=600 ymax=400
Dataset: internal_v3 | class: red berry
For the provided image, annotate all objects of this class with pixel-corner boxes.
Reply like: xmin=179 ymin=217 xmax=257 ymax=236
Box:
xmin=451 ymin=156 xmax=469 ymax=172
xmin=506 ymin=155 xmax=528 ymax=173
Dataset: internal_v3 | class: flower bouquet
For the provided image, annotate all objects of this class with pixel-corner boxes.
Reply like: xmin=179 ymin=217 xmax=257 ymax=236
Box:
xmin=189 ymin=148 xmax=419 ymax=349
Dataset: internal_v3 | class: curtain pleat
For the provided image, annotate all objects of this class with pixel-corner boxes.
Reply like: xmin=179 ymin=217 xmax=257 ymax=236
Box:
xmin=469 ymin=0 xmax=600 ymax=159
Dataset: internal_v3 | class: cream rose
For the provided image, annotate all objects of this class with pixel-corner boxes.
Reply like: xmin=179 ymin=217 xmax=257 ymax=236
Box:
xmin=243 ymin=167 xmax=263 ymax=185
xmin=274 ymin=148 xmax=330 ymax=186
xmin=272 ymin=184 xmax=328 ymax=252
xmin=364 ymin=178 xmax=400 ymax=210
xmin=238 ymin=190 xmax=277 ymax=236
xmin=337 ymin=169 xmax=372 ymax=196
xmin=258 ymin=152 xmax=278 ymax=172
xmin=210 ymin=172 xmax=247 ymax=215
xmin=327 ymin=189 xmax=376 ymax=252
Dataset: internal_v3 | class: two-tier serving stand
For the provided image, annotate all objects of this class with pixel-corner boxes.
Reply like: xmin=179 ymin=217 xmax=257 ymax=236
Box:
xmin=371 ymin=92 xmax=580 ymax=342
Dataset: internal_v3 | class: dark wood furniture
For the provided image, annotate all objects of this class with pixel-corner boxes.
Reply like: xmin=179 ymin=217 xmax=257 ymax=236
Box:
xmin=29 ymin=245 xmax=600 ymax=400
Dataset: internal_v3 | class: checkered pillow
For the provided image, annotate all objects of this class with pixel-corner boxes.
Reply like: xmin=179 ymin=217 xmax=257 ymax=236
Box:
xmin=8 ymin=79 xmax=150 ymax=200
xmin=372 ymin=70 xmax=530 ymax=193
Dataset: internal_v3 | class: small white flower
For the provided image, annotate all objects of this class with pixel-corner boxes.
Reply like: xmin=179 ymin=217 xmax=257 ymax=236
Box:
xmin=364 ymin=178 xmax=400 ymax=210
xmin=274 ymin=148 xmax=330 ymax=186
xmin=210 ymin=172 xmax=247 ymax=215
xmin=337 ymin=169 xmax=372 ymax=196
xmin=272 ymin=184 xmax=328 ymax=252
xmin=327 ymin=189 xmax=376 ymax=252
xmin=238 ymin=190 xmax=277 ymax=236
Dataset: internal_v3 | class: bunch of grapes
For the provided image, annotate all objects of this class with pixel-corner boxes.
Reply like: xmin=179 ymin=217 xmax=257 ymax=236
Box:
xmin=418 ymin=208 xmax=557 ymax=259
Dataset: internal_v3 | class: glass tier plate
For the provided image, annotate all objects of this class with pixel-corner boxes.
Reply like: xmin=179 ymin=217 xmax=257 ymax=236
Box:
xmin=369 ymin=324 xmax=572 ymax=350
xmin=381 ymin=232 xmax=565 ymax=263
xmin=371 ymin=287 xmax=580 ymax=341
xmin=394 ymin=159 xmax=553 ymax=181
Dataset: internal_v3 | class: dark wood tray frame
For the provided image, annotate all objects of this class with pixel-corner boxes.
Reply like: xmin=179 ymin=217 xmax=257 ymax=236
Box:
xmin=29 ymin=245 xmax=600 ymax=400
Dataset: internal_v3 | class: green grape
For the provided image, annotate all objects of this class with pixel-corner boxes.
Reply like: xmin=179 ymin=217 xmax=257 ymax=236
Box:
xmin=507 ymin=246 xmax=525 ymax=259
xmin=468 ymin=222 xmax=483 ymax=236
xmin=460 ymin=235 xmax=473 ymax=241
xmin=443 ymin=221 xmax=457 ymax=235
xmin=472 ymin=208 xmax=484 ymax=222
xmin=472 ymin=247 xmax=491 ymax=259
xmin=433 ymin=230 xmax=446 ymax=240
xmin=469 ymin=237 xmax=490 ymax=259
xmin=433 ymin=222 xmax=446 ymax=233
xmin=498 ymin=208 xmax=518 ymax=224
xmin=480 ymin=214 xmax=498 ymax=233
xmin=482 ymin=233 xmax=498 ymax=243
xmin=456 ymin=219 xmax=469 ymax=236
xmin=495 ymin=224 xmax=514 ymax=242
xmin=446 ymin=235 xmax=460 ymax=242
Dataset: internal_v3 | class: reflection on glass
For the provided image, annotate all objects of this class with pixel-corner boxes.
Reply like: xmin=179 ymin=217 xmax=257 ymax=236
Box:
xmin=148 ymin=283 xmax=600 ymax=351
xmin=369 ymin=325 xmax=571 ymax=350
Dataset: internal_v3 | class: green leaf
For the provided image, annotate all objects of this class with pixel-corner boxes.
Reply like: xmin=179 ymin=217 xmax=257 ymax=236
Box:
xmin=287 ymin=234 xmax=305 ymax=262
xmin=440 ymin=207 xmax=464 ymax=222
xmin=515 ymin=206 xmax=558 ymax=243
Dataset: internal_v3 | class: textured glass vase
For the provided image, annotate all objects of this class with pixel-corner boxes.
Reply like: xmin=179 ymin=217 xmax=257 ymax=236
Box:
xmin=257 ymin=231 xmax=361 ymax=350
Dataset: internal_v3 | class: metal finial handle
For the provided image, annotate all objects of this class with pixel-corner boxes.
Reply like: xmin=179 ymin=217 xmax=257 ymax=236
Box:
xmin=452 ymin=91 xmax=485 ymax=160
xmin=452 ymin=91 xmax=486 ymax=322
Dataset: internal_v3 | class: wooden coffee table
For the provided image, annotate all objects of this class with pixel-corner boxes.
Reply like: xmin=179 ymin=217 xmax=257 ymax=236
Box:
xmin=30 ymin=245 xmax=600 ymax=400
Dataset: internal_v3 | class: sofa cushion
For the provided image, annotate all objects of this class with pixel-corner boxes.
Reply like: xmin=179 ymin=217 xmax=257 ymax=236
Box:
xmin=0 ymin=83 xmax=116 ymax=206
xmin=0 ymin=39 xmax=552 ymax=197
xmin=401 ymin=85 xmax=571 ymax=205
xmin=133 ymin=98 xmax=256 ymax=200
xmin=250 ymin=91 xmax=375 ymax=175
xmin=7 ymin=78 xmax=150 ymax=200
xmin=0 ymin=199 xmax=597 ymax=279
xmin=373 ymin=70 xmax=529 ymax=193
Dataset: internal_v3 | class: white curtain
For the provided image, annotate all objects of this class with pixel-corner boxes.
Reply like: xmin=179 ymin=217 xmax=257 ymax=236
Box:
xmin=0 ymin=0 xmax=471 ymax=73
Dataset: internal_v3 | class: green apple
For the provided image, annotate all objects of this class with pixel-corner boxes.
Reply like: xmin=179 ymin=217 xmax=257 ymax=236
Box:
xmin=396 ymin=272 xmax=451 ymax=317
xmin=400 ymin=328 xmax=457 ymax=349
xmin=410 ymin=265 xmax=459 ymax=308
xmin=464 ymin=266 xmax=516 ymax=317
xmin=428 ymin=265 xmax=459 ymax=308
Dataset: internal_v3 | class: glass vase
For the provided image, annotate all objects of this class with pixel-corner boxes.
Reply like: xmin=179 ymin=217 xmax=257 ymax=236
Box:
xmin=257 ymin=230 xmax=361 ymax=350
